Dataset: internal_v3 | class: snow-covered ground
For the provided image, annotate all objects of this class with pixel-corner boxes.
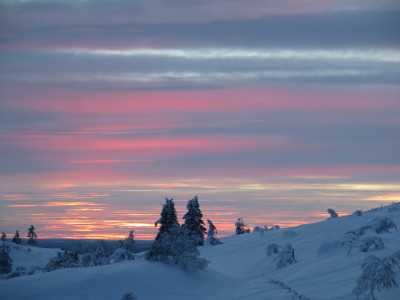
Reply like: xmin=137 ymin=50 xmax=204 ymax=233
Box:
xmin=1 ymin=204 xmax=400 ymax=300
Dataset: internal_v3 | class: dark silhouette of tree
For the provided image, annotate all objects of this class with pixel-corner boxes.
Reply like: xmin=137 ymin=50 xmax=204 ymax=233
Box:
xmin=27 ymin=225 xmax=38 ymax=244
xmin=182 ymin=196 xmax=206 ymax=246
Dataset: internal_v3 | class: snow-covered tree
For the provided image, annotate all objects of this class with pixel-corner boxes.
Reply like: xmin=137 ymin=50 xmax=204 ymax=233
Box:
xmin=12 ymin=230 xmax=21 ymax=244
xmin=109 ymin=248 xmax=135 ymax=263
xmin=27 ymin=225 xmax=38 ymax=244
xmin=94 ymin=240 xmax=115 ymax=264
xmin=146 ymin=224 xmax=209 ymax=272
xmin=120 ymin=230 xmax=135 ymax=253
xmin=353 ymin=253 xmax=399 ymax=300
xmin=346 ymin=217 xmax=398 ymax=236
xmin=352 ymin=210 xmax=363 ymax=216
xmin=206 ymin=219 xmax=222 ymax=245
xmin=266 ymin=243 xmax=281 ymax=256
xmin=276 ymin=243 xmax=297 ymax=269
xmin=182 ymin=196 xmax=206 ymax=246
xmin=45 ymin=251 xmax=75 ymax=271
xmin=1 ymin=232 xmax=6 ymax=241
xmin=0 ymin=243 xmax=12 ymax=274
xmin=327 ymin=208 xmax=338 ymax=218
xmin=235 ymin=218 xmax=249 ymax=235
xmin=155 ymin=197 xmax=179 ymax=240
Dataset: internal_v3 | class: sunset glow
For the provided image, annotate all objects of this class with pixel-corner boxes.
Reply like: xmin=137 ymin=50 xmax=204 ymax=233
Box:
xmin=1 ymin=0 xmax=399 ymax=241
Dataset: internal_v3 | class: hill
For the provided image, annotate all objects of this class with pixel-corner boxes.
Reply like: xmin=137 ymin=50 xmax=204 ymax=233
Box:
xmin=1 ymin=203 xmax=400 ymax=300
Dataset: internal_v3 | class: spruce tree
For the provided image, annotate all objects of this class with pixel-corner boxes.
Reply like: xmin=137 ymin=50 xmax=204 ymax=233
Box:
xmin=1 ymin=232 xmax=6 ymax=241
xmin=154 ymin=197 xmax=178 ymax=240
xmin=146 ymin=198 xmax=179 ymax=261
xmin=12 ymin=231 xmax=21 ymax=245
xmin=0 ymin=243 xmax=13 ymax=274
xmin=27 ymin=225 xmax=38 ymax=244
xmin=206 ymin=219 xmax=222 ymax=245
xmin=120 ymin=230 xmax=135 ymax=253
xmin=182 ymin=196 xmax=206 ymax=246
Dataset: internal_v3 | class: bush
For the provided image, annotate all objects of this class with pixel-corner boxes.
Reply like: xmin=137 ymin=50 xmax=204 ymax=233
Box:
xmin=353 ymin=251 xmax=400 ymax=300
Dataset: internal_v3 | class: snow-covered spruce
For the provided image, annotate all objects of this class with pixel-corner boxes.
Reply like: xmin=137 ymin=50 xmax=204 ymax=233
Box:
xmin=276 ymin=243 xmax=297 ymax=269
xmin=206 ymin=219 xmax=222 ymax=245
xmin=353 ymin=250 xmax=400 ymax=300
xmin=146 ymin=224 xmax=209 ymax=272
xmin=1 ymin=233 xmax=6 ymax=241
xmin=119 ymin=230 xmax=135 ymax=253
xmin=235 ymin=218 xmax=250 ymax=235
xmin=0 ymin=243 xmax=12 ymax=274
xmin=154 ymin=197 xmax=179 ymax=240
xmin=182 ymin=196 xmax=207 ymax=246
xmin=12 ymin=231 xmax=21 ymax=245
xmin=327 ymin=208 xmax=338 ymax=218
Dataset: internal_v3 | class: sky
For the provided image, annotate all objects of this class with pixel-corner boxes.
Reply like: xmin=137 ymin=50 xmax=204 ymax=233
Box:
xmin=1 ymin=0 xmax=400 ymax=240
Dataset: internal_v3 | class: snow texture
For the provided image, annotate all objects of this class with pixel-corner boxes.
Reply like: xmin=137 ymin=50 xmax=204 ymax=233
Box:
xmin=1 ymin=202 xmax=400 ymax=300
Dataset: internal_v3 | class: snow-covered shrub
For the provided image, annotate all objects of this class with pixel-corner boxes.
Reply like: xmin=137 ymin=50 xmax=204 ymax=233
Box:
xmin=0 ymin=243 xmax=12 ymax=274
xmin=368 ymin=218 xmax=398 ymax=234
xmin=352 ymin=210 xmax=363 ymax=216
xmin=346 ymin=217 xmax=398 ymax=236
xmin=353 ymin=252 xmax=399 ymax=300
xmin=206 ymin=220 xmax=222 ymax=245
xmin=109 ymin=248 xmax=135 ymax=264
xmin=269 ymin=280 xmax=310 ymax=300
xmin=276 ymin=243 xmax=297 ymax=269
xmin=359 ymin=237 xmax=384 ymax=253
xmin=327 ymin=208 xmax=338 ymax=218
xmin=121 ymin=292 xmax=138 ymax=300
xmin=266 ymin=243 xmax=281 ymax=256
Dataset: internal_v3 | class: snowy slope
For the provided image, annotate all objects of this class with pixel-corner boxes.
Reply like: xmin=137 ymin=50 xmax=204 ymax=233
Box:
xmin=1 ymin=204 xmax=400 ymax=300
xmin=0 ymin=242 xmax=59 ymax=278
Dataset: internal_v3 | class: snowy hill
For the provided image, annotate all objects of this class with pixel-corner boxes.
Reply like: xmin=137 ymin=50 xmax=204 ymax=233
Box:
xmin=0 ymin=242 xmax=59 ymax=279
xmin=1 ymin=203 xmax=400 ymax=300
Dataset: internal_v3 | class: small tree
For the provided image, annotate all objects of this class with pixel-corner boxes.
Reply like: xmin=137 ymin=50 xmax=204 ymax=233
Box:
xmin=206 ymin=220 xmax=222 ymax=245
xmin=182 ymin=196 xmax=207 ymax=246
xmin=327 ymin=208 xmax=338 ymax=218
xmin=1 ymin=232 xmax=6 ymax=241
xmin=27 ymin=225 xmax=38 ymax=244
xmin=353 ymin=254 xmax=399 ymax=300
xmin=120 ymin=230 xmax=135 ymax=253
xmin=0 ymin=244 xmax=13 ymax=274
xmin=276 ymin=243 xmax=297 ymax=269
xmin=235 ymin=218 xmax=249 ymax=235
xmin=12 ymin=230 xmax=21 ymax=245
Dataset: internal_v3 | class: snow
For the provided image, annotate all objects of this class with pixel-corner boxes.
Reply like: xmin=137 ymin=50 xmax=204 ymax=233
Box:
xmin=1 ymin=203 xmax=400 ymax=300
